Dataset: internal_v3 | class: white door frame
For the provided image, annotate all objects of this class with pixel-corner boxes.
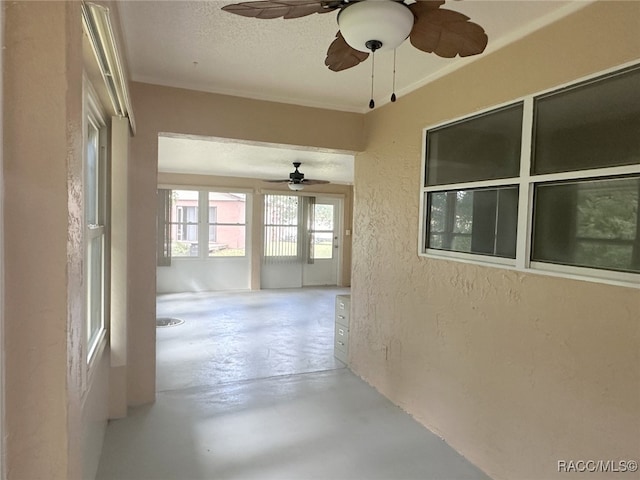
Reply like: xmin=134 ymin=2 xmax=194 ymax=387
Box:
xmin=302 ymin=196 xmax=342 ymax=286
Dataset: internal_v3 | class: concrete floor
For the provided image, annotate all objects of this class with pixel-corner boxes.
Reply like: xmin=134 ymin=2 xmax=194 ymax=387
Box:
xmin=97 ymin=287 xmax=490 ymax=480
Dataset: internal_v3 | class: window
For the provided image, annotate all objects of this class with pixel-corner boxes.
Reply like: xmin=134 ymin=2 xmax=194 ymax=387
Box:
xmin=310 ymin=203 xmax=335 ymax=260
xmin=169 ymin=190 xmax=199 ymax=257
xmin=427 ymin=187 xmax=518 ymax=258
xmin=159 ymin=189 xmax=247 ymax=261
xmin=532 ymin=67 xmax=640 ymax=175
xmin=425 ymin=103 xmax=523 ymax=186
xmin=263 ymin=195 xmax=333 ymax=262
xmin=532 ymin=176 xmax=639 ymax=273
xmin=208 ymin=192 xmax=246 ymax=257
xmin=85 ymin=93 xmax=107 ymax=360
xmin=421 ymin=64 xmax=640 ymax=284
xmin=423 ymin=102 xmax=523 ymax=261
xmin=264 ymin=194 xmax=299 ymax=257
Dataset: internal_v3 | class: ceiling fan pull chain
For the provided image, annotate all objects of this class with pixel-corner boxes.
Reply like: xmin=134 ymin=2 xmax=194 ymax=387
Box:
xmin=369 ymin=50 xmax=375 ymax=109
xmin=391 ymin=49 xmax=397 ymax=103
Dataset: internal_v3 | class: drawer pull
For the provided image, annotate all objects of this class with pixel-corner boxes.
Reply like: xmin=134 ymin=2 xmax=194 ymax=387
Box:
xmin=339 ymin=302 xmax=345 ymax=308
xmin=338 ymin=315 xmax=345 ymax=320
xmin=338 ymin=341 xmax=345 ymax=346
xmin=338 ymin=328 xmax=344 ymax=335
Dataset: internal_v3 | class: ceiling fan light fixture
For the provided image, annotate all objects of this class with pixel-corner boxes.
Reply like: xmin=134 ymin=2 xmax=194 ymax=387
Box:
xmin=337 ymin=0 xmax=414 ymax=53
xmin=288 ymin=182 xmax=304 ymax=191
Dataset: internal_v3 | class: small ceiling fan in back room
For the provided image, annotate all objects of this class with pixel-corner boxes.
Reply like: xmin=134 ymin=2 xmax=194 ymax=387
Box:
xmin=222 ymin=0 xmax=488 ymax=108
xmin=264 ymin=162 xmax=330 ymax=191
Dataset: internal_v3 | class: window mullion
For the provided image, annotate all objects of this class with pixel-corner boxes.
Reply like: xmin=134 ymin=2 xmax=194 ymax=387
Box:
xmin=424 ymin=177 xmax=518 ymax=192
xmin=530 ymin=164 xmax=640 ymax=183
xmin=515 ymin=96 xmax=535 ymax=269
xmin=199 ymin=190 xmax=207 ymax=258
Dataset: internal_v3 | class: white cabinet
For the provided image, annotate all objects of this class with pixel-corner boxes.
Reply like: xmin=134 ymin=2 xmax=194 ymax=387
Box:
xmin=334 ymin=294 xmax=350 ymax=364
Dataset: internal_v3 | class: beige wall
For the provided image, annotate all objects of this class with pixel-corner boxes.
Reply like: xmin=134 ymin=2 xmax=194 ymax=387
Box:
xmin=3 ymin=1 xmax=636 ymax=479
xmin=4 ymin=2 xmax=85 ymax=478
xmin=351 ymin=2 xmax=640 ymax=480
xmin=109 ymin=116 xmax=130 ymax=419
xmin=3 ymin=2 xmax=119 ymax=478
xmin=128 ymin=82 xmax=364 ymax=405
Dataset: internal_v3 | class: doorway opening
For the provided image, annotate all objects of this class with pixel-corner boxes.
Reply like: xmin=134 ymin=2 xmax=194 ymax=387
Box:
xmin=262 ymin=194 xmax=342 ymax=288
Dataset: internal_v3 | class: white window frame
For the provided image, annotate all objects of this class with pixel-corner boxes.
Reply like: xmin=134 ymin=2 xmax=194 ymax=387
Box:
xmin=161 ymin=186 xmax=250 ymax=260
xmin=419 ymin=61 xmax=640 ymax=288
xmin=309 ymin=201 xmax=336 ymax=261
xmin=84 ymin=78 xmax=108 ymax=364
xmin=206 ymin=191 xmax=248 ymax=257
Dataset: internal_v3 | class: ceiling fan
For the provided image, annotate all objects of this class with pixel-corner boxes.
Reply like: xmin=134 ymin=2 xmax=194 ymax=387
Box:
xmin=264 ymin=162 xmax=330 ymax=190
xmin=221 ymin=0 xmax=488 ymax=73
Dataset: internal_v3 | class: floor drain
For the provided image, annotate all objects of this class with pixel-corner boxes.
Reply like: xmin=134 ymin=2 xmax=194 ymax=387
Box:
xmin=156 ymin=317 xmax=185 ymax=328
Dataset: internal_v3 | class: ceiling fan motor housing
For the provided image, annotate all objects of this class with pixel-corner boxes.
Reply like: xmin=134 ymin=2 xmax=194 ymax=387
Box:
xmin=338 ymin=0 xmax=414 ymax=53
xmin=289 ymin=162 xmax=305 ymax=183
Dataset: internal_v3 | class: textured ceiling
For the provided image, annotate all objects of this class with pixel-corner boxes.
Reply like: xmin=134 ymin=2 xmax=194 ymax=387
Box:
xmin=117 ymin=0 xmax=585 ymax=181
xmin=118 ymin=0 xmax=582 ymax=113
xmin=158 ymin=134 xmax=355 ymax=183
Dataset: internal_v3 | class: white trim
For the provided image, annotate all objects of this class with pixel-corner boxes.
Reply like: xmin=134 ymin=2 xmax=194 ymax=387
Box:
xmin=515 ymin=97 xmax=535 ymax=270
xmin=418 ymin=62 xmax=640 ymax=287
xmin=424 ymin=249 xmax=515 ymax=267
xmin=82 ymin=2 xmax=136 ymax=133
xmin=83 ymin=75 xmax=109 ymax=378
xmin=86 ymin=329 xmax=107 ymax=375
xmin=424 ymin=177 xmax=519 ymax=192
xmin=527 ymin=165 xmax=640 ymax=184
xmin=417 ymin=140 xmax=427 ymax=256
xmin=163 ymin=187 xmax=251 ymax=261
xmin=0 ymin=4 xmax=5 ymax=475
xmin=420 ymin=252 xmax=639 ymax=289
xmin=530 ymin=261 xmax=639 ymax=287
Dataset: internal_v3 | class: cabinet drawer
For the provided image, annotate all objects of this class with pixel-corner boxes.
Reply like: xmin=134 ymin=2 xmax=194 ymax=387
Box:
xmin=334 ymin=325 xmax=348 ymax=363
xmin=335 ymin=295 xmax=351 ymax=326
xmin=334 ymin=324 xmax=348 ymax=349
xmin=335 ymin=312 xmax=349 ymax=327
xmin=336 ymin=295 xmax=350 ymax=312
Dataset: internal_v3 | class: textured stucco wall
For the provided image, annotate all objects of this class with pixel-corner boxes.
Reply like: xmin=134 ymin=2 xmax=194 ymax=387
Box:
xmin=4 ymin=2 xmax=85 ymax=478
xmin=3 ymin=2 xmax=112 ymax=478
xmin=128 ymin=83 xmax=364 ymax=405
xmin=350 ymin=2 xmax=640 ymax=480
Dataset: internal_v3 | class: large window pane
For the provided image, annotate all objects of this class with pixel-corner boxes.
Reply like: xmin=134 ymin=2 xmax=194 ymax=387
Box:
xmin=209 ymin=225 xmax=246 ymax=256
xmin=208 ymin=192 xmax=246 ymax=257
xmin=313 ymin=204 xmax=334 ymax=230
xmin=86 ymin=120 xmax=100 ymax=225
xmin=532 ymin=176 xmax=640 ymax=273
xmin=85 ymin=105 xmax=106 ymax=360
xmin=87 ymin=234 xmax=104 ymax=352
xmin=264 ymin=226 xmax=297 ymax=256
xmin=310 ymin=203 xmax=334 ymax=260
xmin=532 ymin=66 xmax=640 ymax=174
xmin=170 ymin=190 xmax=199 ymax=257
xmin=425 ymin=103 xmax=523 ymax=186
xmin=264 ymin=195 xmax=299 ymax=257
xmin=311 ymin=232 xmax=333 ymax=259
xmin=427 ymin=186 xmax=518 ymax=258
